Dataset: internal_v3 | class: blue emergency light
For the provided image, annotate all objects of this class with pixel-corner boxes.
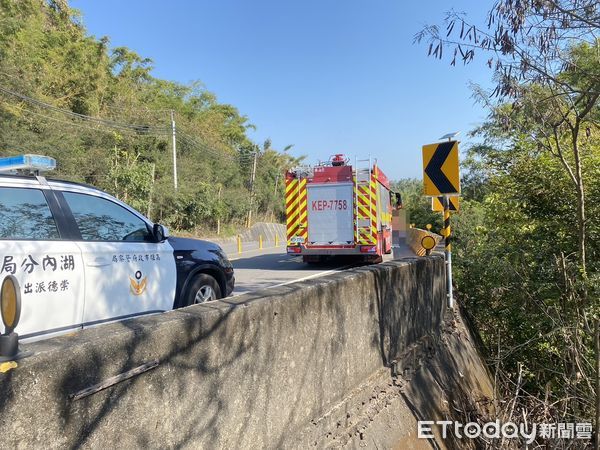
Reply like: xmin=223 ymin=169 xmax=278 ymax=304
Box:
xmin=0 ymin=154 xmax=56 ymax=174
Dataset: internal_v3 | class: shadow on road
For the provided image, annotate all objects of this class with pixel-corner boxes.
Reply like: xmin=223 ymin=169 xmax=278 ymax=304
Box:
xmin=231 ymin=252 xmax=366 ymax=271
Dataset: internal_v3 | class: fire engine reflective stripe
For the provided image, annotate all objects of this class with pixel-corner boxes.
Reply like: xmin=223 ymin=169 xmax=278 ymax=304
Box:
xmin=285 ymin=191 xmax=298 ymax=210
xmin=285 ymin=178 xmax=297 ymax=242
xmin=298 ymin=198 xmax=308 ymax=241
xmin=355 ymin=177 xmax=377 ymax=244
xmin=285 ymin=178 xmax=307 ymax=243
xmin=287 ymin=225 xmax=299 ymax=242
xmin=285 ymin=177 xmax=298 ymax=194
xmin=286 ymin=204 xmax=299 ymax=225
xmin=353 ymin=175 xmax=358 ymax=242
xmin=357 ymin=201 xmax=371 ymax=218
xmin=286 ymin=189 xmax=300 ymax=215
xmin=356 ymin=201 xmax=371 ymax=220
xmin=370 ymin=174 xmax=378 ymax=242
xmin=298 ymin=189 xmax=307 ymax=217
xmin=298 ymin=180 xmax=308 ymax=241
xmin=299 ymin=198 xmax=308 ymax=241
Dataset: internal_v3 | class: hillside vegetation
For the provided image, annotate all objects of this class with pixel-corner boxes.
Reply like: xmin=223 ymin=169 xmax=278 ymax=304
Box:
xmin=410 ymin=1 xmax=600 ymax=445
xmin=0 ymin=0 xmax=302 ymax=234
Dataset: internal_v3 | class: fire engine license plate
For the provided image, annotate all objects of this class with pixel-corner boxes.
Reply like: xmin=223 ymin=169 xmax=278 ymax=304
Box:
xmin=290 ymin=236 xmax=305 ymax=244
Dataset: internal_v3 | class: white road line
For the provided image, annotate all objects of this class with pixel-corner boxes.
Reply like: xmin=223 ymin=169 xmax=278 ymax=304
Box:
xmin=266 ymin=265 xmax=354 ymax=288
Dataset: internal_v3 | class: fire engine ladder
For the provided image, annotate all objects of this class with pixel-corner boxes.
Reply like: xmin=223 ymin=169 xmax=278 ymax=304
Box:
xmin=354 ymin=156 xmax=373 ymax=244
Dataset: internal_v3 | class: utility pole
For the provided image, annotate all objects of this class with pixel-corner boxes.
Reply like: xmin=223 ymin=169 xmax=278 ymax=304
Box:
xmin=147 ymin=162 xmax=156 ymax=218
xmin=246 ymin=151 xmax=258 ymax=228
xmin=216 ymin=184 xmax=222 ymax=235
xmin=170 ymin=110 xmax=178 ymax=190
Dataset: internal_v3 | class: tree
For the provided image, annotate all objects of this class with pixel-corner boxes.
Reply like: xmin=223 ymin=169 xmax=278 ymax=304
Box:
xmin=391 ymin=179 xmax=442 ymax=232
xmin=416 ymin=1 xmax=600 ymax=439
xmin=415 ymin=1 xmax=600 ymax=273
xmin=0 ymin=0 xmax=302 ymax=235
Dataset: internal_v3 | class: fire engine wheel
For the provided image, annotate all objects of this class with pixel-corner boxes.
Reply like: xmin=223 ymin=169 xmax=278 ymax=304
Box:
xmin=184 ymin=274 xmax=222 ymax=305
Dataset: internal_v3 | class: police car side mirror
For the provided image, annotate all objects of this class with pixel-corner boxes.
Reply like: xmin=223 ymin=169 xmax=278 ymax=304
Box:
xmin=153 ymin=224 xmax=168 ymax=242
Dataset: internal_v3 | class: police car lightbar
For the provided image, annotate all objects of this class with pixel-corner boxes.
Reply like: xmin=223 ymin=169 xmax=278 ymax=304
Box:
xmin=0 ymin=154 xmax=56 ymax=174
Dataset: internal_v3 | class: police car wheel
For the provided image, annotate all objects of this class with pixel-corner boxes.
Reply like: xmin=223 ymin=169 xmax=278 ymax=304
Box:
xmin=186 ymin=274 xmax=222 ymax=305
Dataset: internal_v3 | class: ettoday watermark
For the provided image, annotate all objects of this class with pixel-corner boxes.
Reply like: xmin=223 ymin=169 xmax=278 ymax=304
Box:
xmin=418 ymin=420 xmax=593 ymax=443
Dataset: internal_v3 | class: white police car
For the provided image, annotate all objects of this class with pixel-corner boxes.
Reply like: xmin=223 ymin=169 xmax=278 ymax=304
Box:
xmin=0 ymin=155 xmax=234 ymax=342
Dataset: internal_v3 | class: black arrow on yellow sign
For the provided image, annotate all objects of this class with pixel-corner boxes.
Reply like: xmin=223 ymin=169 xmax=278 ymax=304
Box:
xmin=422 ymin=141 xmax=460 ymax=196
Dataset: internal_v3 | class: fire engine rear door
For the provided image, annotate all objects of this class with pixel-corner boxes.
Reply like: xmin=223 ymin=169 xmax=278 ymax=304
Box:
xmin=306 ymin=183 xmax=354 ymax=245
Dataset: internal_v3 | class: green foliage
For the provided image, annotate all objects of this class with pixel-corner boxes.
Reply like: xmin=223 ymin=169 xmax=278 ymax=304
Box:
xmin=0 ymin=0 xmax=302 ymax=234
xmin=417 ymin=5 xmax=600 ymax=419
xmin=454 ymin=118 xmax=599 ymax=421
xmin=391 ymin=178 xmax=442 ymax=232
xmin=107 ymin=147 xmax=154 ymax=214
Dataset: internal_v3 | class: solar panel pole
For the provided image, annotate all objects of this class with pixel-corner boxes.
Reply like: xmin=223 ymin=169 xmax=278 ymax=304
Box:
xmin=443 ymin=195 xmax=454 ymax=309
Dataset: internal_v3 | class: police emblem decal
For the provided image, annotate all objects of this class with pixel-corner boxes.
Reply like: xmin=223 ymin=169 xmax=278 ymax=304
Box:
xmin=129 ymin=270 xmax=147 ymax=296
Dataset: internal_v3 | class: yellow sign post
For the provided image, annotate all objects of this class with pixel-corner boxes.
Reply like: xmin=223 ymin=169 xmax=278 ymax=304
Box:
xmin=422 ymin=139 xmax=461 ymax=309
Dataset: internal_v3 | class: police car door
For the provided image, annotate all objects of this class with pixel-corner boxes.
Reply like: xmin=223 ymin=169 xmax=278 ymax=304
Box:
xmin=59 ymin=189 xmax=176 ymax=325
xmin=0 ymin=184 xmax=85 ymax=339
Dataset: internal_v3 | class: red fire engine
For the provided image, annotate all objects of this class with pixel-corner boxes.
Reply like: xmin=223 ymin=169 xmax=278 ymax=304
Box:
xmin=285 ymin=154 xmax=397 ymax=263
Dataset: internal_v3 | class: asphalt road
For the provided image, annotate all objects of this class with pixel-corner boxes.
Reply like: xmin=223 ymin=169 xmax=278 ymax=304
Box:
xmin=227 ymin=246 xmax=351 ymax=296
xmin=225 ymin=244 xmax=414 ymax=296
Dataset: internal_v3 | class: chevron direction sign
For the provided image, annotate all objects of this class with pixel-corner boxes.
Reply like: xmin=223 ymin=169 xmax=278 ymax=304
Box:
xmin=422 ymin=140 xmax=460 ymax=196
xmin=432 ymin=196 xmax=459 ymax=212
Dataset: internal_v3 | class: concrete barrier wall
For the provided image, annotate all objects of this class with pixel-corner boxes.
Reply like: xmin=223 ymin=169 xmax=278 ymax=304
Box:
xmin=0 ymin=256 xmax=445 ymax=449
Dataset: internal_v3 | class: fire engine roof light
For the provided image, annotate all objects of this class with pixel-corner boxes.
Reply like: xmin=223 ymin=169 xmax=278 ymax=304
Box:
xmin=0 ymin=154 xmax=57 ymax=174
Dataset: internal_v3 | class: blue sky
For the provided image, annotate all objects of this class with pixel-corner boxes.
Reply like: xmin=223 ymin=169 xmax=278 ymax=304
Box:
xmin=71 ymin=0 xmax=494 ymax=180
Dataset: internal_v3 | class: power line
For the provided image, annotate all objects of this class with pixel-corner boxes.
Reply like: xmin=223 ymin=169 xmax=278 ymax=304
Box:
xmin=0 ymin=84 xmax=170 ymax=133
xmin=1 ymin=99 xmax=170 ymax=137
xmin=177 ymin=130 xmax=257 ymax=163
xmin=177 ymin=133 xmax=233 ymax=161
xmin=0 ymin=83 xmax=259 ymax=169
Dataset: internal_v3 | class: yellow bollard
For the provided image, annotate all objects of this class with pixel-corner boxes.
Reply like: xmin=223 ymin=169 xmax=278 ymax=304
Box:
xmin=237 ymin=235 xmax=242 ymax=254
xmin=275 ymin=234 xmax=279 ymax=247
xmin=259 ymin=235 xmax=263 ymax=250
